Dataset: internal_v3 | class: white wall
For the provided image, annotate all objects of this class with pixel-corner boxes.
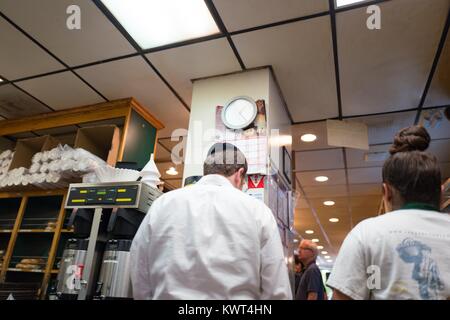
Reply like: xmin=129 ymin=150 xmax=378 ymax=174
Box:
xmin=183 ymin=69 xmax=270 ymax=181
xmin=268 ymin=71 xmax=292 ymax=180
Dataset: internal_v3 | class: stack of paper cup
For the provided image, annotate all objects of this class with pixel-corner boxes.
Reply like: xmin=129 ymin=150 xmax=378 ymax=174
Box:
xmin=140 ymin=154 xmax=162 ymax=189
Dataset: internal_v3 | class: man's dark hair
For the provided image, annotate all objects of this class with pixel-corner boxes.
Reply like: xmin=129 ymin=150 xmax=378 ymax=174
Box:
xmin=382 ymin=126 xmax=441 ymax=209
xmin=203 ymin=143 xmax=248 ymax=177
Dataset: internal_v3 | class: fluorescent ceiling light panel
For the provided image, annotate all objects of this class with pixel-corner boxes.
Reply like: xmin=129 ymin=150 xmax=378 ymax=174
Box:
xmin=336 ymin=0 xmax=367 ymax=7
xmin=101 ymin=0 xmax=220 ymax=49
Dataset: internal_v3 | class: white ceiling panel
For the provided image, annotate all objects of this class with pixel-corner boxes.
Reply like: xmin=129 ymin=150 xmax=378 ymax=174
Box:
xmin=0 ymin=17 xmax=64 ymax=79
xmin=0 ymin=84 xmax=50 ymax=118
xmin=15 ymin=71 xmax=105 ymax=110
xmin=345 ymin=144 xmax=390 ymax=168
xmin=295 ymin=148 xmax=344 ymax=171
xmin=424 ymin=33 xmax=450 ymax=107
xmin=420 ymin=108 xmax=450 ymax=140
xmin=291 ymin=121 xmax=333 ymax=151
xmin=232 ymin=17 xmax=338 ymax=122
xmin=338 ymin=0 xmax=450 ymax=116
xmin=347 ymin=111 xmax=416 ymax=144
xmin=428 ymin=139 xmax=450 ymax=163
xmin=0 ymin=0 xmax=136 ymax=67
xmin=441 ymin=162 xmax=450 ymax=180
xmin=348 ymin=183 xmax=381 ymax=196
xmin=303 ymin=184 xmax=348 ymax=198
xmin=147 ymin=39 xmax=241 ymax=105
xmin=76 ymin=56 xmax=190 ymax=137
xmin=348 ymin=167 xmax=382 ymax=184
xmin=213 ymin=0 xmax=329 ymax=32
xmin=297 ymin=169 xmax=346 ymax=186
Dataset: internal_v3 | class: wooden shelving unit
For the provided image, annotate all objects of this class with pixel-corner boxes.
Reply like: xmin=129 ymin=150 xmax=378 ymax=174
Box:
xmin=0 ymin=98 xmax=164 ymax=299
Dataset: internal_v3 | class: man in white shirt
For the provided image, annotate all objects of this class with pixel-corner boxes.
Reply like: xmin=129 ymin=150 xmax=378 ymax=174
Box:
xmin=130 ymin=143 xmax=292 ymax=300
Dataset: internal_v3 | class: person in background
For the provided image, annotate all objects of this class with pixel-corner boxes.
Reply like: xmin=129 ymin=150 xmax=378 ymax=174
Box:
xmin=328 ymin=126 xmax=450 ymax=300
xmin=294 ymin=254 xmax=304 ymax=296
xmin=130 ymin=142 xmax=292 ymax=300
xmin=295 ymin=239 xmax=326 ymax=300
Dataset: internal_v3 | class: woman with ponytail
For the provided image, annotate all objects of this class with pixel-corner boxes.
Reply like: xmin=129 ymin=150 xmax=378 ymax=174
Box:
xmin=327 ymin=126 xmax=449 ymax=300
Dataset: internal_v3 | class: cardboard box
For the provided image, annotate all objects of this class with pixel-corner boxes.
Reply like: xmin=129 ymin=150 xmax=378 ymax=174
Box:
xmin=74 ymin=125 xmax=120 ymax=166
xmin=10 ymin=135 xmax=60 ymax=170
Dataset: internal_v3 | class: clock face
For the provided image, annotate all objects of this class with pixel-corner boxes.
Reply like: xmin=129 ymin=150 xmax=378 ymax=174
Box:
xmin=222 ymin=97 xmax=257 ymax=130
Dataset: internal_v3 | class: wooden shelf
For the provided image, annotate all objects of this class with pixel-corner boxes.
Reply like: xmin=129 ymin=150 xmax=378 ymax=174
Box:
xmin=7 ymin=268 xmax=45 ymax=273
xmin=17 ymin=229 xmax=56 ymax=233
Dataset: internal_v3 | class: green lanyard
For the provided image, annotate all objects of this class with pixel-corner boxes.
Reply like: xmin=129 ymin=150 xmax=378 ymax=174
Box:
xmin=401 ymin=202 xmax=438 ymax=211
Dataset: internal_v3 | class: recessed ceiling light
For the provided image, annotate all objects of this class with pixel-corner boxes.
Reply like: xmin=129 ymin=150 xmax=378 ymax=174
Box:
xmin=300 ymin=133 xmax=317 ymax=142
xmin=329 ymin=218 xmax=339 ymax=223
xmin=336 ymin=0 xmax=367 ymax=8
xmin=327 ymin=259 xmax=333 ymax=263
xmin=293 ymin=239 xmax=299 ymax=243
xmin=321 ymin=251 xmax=328 ymax=255
xmin=317 ymin=245 xmax=324 ymax=250
xmin=0 ymin=78 xmax=3 ymax=82
xmin=100 ymin=0 xmax=220 ymax=49
xmin=305 ymin=230 xmax=314 ymax=234
xmin=325 ymin=255 xmax=331 ymax=259
xmin=312 ymin=238 xmax=319 ymax=243
xmin=166 ymin=167 xmax=178 ymax=176
xmin=315 ymin=176 xmax=329 ymax=182
xmin=323 ymin=200 xmax=335 ymax=206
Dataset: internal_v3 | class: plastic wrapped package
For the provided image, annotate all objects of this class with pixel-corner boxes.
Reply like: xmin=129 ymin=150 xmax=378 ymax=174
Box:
xmin=29 ymin=162 xmax=41 ymax=174
xmin=32 ymin=152 xmax=43 ymax=164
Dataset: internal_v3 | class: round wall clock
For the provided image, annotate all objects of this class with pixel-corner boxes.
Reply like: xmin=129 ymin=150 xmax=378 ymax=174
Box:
xmin=221 ymin=96 xmax=258 ymax=130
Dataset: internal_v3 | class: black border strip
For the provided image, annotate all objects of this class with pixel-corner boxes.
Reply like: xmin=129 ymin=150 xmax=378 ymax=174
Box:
xmin=204 ymin=0 xmax=246 ymax=70
xmin=414 ymin=7 xmax=450 ymax=124
xmin=329 ymin=0 xmax=343 ymax=120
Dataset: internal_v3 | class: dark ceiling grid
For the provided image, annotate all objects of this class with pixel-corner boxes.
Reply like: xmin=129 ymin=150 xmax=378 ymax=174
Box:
xmin=414 ymin=7 xmax=450 ymax=125
xmin=92 ymin=0 xmax=191 ymax=112
xmin=0 ymin=12 xmax=109 ymax=102
xmin=293 ymin=104 xmax=450 ymax=125
xmin=204 ymin=0 xmax=246 ymax=70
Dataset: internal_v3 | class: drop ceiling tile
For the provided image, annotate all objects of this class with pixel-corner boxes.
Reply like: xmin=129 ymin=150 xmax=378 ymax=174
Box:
xmin=15 ymin=72 xmax=105 ymax=110
xmin=0 ymin=0 xmax=136 ymax=66
xmin=0 ymin=84 xmax=51 ymax=118
xmin=428 ymin=139 xmax=450 ymax=163
xmin=295 ymin=148 xmax=344 ymax=171
xmin=338 ymin=0 xmax=450 ymax=115
xmin=292 ymin=121 xmax=332 ymax=151
xmin=347 ymin=167 xmax=382 ymax=184
xmin=441 ymin=162 xmax=450 ymax=180
xmin=297 ymin=169 xmax=346 ymax=186
xmin=76 ymin=56 xmax=190 ymax=137
xmin=213 ymin=0 xmax=329 ymax=32
xmin=0 ymin=17 xmax=64 ymax=79
xmin=147 ymin=38 xmax=241 ymax=104
xmin=424 ymin=32 xmax=450 ymax=107
xmin=420 ymin=108 xmax=450 ymax=140
xmin=303 ymin=184 xmax=348 ymax=198
xmin=232 ymin=17 xmax=338 ymax=122
xmin=345 ymin=144 xmax=390 ymax=168
xmin=347 ymin=111 xmax=416 ymax=145
xmin=348 ymin=183 xmax=381 ymax=196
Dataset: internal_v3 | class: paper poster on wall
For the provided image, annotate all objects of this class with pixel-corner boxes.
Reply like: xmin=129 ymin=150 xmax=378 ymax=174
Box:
xmin=245 ymin=174 xmax=265 ymax=202
xmin=215 ymin=100 xmax=267 ymax=174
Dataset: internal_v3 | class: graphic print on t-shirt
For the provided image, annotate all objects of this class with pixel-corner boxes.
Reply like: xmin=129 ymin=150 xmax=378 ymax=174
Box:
xmin=396 ymin=238 xmax=445 ymax=299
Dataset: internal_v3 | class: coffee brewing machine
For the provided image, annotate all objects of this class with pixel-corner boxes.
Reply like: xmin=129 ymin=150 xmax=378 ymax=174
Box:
xmin=55 ymin=181 xmax=161 ymax=300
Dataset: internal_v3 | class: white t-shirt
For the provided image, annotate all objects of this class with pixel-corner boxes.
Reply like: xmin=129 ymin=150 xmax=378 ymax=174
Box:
xmin=327 ymin=209 xmax=450 ymax=300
